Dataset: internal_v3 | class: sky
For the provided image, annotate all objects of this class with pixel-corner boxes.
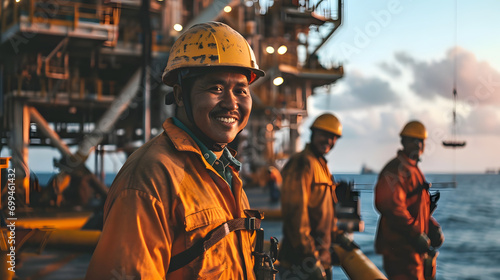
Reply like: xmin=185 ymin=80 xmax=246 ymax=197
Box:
xmin=8 ymin=0 xmax=499 ymax=175
xmin=299 ymin=0 xmax=499 ymax=174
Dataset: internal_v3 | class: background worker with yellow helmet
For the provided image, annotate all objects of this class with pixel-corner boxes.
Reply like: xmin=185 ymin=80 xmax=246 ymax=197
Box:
xmin=85 ymin=22 xmax=267 ymax=279
xmin=278 ymin=113 xmax=342 ymax=280
xmin=374 ymin=120 xmax=444 ymax=280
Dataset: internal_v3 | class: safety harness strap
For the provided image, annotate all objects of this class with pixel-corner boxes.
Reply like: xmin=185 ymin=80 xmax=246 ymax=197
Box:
xmin=168 ymin=217 xmax=261 ymax=273
xmin=407 ymin=181 xmax=430 ymax=198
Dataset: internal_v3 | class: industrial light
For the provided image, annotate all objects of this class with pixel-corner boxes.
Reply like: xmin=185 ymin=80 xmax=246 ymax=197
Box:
xmin=173 ymin=24 xmax=183 ymax=32
xmin=273 ymin=77 xmax=284 ymax=86
xmin=266 ymin=46 xmax=275 ymax=54
xmin=224 ymin=6 xmax=232 ymax=13
xmin=277 ymin=45 xmax=287 ymax=55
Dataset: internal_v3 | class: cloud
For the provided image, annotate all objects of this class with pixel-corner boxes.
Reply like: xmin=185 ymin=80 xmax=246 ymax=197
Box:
xmin=340 ymin=109 xmax=405 ymax=139
xmin=312 ymin=72 xmax=400 ymax=110
xmin=462 ymin=106 xmax=500 ymax=135
xmin=379 ymin=61 xmax=402 ymax=77
xmin=309 ymin=47 xmax=500 ymax=144
xmin=395 ymin=47 xmax=500 ymax=105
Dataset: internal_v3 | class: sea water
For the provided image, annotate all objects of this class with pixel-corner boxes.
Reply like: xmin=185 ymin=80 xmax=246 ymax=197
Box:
xmin=252 ymin=173 xmax=500 ymax=280
xmin=23 ymin=173 xmax=500 ymax=279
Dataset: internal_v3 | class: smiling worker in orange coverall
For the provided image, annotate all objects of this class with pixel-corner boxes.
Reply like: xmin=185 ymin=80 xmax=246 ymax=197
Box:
xmin=85 ymin=22 xmax=266 ymax=279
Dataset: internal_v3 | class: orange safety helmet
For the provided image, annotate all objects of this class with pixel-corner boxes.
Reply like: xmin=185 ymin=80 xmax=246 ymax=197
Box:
xmin=311 ymin=113 xmax=342 ymax=137
xmin=400 ymin=120 xmax=427 ymax=139
xmin=162 ymin=21 xmax=265 ymax=86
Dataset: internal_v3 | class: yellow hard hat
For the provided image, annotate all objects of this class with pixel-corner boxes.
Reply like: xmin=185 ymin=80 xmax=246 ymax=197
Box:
xmin=311 ymin=113 xmax=342 ymax=137
xmin=162 ymin=21 xmax=265 ymax=86
xmin=400 ymin=120 xmax=427 ymax=139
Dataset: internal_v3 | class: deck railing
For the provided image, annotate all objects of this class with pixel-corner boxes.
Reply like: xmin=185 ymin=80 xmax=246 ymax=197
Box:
xmin=1 ymin=0 xmax=121 ymax=46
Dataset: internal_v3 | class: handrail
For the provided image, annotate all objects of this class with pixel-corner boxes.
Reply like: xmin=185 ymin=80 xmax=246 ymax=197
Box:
xmin=26 ymin=0 xmax=120 ymax=29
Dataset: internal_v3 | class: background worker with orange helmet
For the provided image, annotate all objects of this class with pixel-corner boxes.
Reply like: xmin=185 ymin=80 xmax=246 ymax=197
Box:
xmin=374 ymin=121 xmax=444 ymax=280
xmin=85 ymin=22 xmax=266 ymax=279
xmin=278 ymin=113 xmax=342 ymax=280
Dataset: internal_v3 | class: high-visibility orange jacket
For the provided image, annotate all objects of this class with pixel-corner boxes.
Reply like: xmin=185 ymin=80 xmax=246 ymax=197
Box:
xmin=374 ymin=151 xmax=441 ymax=278
xmin=278 ymin=144 xmax=336 ymax=268
xmin=85 ymin=118 xmax=256 ymax=280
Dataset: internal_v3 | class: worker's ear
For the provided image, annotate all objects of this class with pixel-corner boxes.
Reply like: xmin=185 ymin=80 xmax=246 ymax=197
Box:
xmin=172 ymin=84 xmax=184 ymax=107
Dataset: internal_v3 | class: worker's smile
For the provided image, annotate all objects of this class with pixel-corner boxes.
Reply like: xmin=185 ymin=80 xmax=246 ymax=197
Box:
xmin=212 ymin=113 xmax=239 ymax=128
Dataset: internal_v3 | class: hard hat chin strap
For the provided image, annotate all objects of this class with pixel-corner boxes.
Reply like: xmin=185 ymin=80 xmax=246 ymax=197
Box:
xmin=178 ymin=72 xmax=225 ymax=152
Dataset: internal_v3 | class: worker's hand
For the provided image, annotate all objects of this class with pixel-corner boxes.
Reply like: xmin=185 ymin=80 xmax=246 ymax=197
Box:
xmin=309 ymin=261 xmax=327 ymax=280
xmin=413 ymin=233 xmax=431 ymax=254
xmin=428 ymin=226 xmax=444 ymax=248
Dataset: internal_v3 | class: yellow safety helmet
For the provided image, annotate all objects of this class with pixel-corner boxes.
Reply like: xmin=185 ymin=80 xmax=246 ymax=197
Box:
xmin=162 ymin=21 xmax=265 ymax=86
xmin=400 ymin=120 xmax=427 ymax=139
xmin=311 ymin=113 xmax=342 ymax=137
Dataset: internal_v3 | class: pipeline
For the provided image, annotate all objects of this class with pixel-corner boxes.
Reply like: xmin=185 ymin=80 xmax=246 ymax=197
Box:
xmin=333 ymin=244 xmax=387 ymax=280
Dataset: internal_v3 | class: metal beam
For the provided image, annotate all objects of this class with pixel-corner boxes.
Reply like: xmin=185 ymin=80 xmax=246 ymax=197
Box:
xmin=184 ymin=0 xmax=236 ymax=30
xmin=73 ymin=69 xmax=141 ymax=165
xmin=28 ymin=107 xmax=73 ymax=157
xmin=29 ymin=107 xmax=108 ymax=198
xmin=10 ymin=99 xmax=30 ymax=204
xmin=307 ymin=0 xmax=344 ymax=61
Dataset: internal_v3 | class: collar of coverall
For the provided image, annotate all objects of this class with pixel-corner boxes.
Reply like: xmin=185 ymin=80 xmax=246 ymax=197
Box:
xmin=397 ymin=150 xmax=418 ymax=166
xmin=172 ymin=117 xmax=241 ymax=171
xmin=306 ymin=144 xmax=328 ymax=161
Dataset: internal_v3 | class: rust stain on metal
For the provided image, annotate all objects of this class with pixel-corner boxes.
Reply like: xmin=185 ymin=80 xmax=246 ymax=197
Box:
xmin=172 ymin=55 xmax=189 ymax=63
xmin=209 ymin=55 xmax=218 ymax=62
xmin=192 ymin=55 xmax=206 ymax=63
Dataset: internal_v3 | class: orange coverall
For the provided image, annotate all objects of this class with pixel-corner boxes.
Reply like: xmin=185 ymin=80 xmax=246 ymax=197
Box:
xmin=374 ymin=151 xmax=441 ymax=280
xmin=278 ymin=144 xmax=336 ymax=271
xmin=85 ymin=118 xmax=256 ymax=279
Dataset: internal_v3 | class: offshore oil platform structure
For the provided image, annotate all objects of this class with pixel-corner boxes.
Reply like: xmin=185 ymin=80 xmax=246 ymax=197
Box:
xmin=0 ymin=0 xmax=352 ymax=278
xmin=0 ymin=0 xmax=343 ymax=209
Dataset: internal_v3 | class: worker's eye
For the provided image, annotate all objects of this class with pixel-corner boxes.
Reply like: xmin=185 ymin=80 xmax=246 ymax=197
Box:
xmin=234 ymin=88 xmax=249 ymax=96
xmin=209 ymin=85 xmax=223 ymax=93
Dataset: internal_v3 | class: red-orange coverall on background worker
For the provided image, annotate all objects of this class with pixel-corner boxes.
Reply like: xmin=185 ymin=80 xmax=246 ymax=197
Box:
xmin=374 ymin=150 xmax=442 ymax=280
xmin=278 ymin=144 xmax=336 ymax=278
xmin=85 ymin=119 xmax=257 ymax=279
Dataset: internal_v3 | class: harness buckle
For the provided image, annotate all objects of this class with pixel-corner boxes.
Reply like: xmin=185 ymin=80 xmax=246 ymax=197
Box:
xmin=245 ymin=217 xmax=257 ymax=230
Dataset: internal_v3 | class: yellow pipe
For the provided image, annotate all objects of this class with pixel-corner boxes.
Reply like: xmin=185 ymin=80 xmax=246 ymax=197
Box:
xmin=333 ymin=245 xmax=387 ymax=280
xmin=1 ymin=227 xmax=100 ymax=253
xmin=24 ymin=229 xmax=101 ymax=251
xmin=15 ymin=214 xmax=92 ymax=230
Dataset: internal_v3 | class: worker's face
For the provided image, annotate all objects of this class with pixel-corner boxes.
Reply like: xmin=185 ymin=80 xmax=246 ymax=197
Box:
xmin=311 ymin=129 xmax=339 ymax=155
xmin=188 ymin=70 xmax=252 ymax=145
xmin=402 ymin=136 xmax=425 ymax=160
